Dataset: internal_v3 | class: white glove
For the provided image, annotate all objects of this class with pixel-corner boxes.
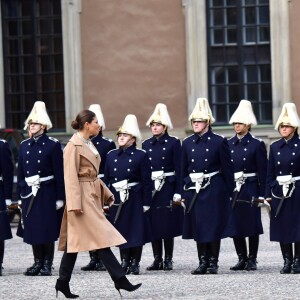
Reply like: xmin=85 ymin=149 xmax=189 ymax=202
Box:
xmin=5 ymin=199 xmax=12 ymax=206
xmin=173 ymin=193 xmax=181 ymax=202
xmin=18 ymin=200 xmax=22 ymax=205
xmin=143 ymin=206 xmax=150 ymax=213
xmin=56 ymin=200 xmax=64 ymax=210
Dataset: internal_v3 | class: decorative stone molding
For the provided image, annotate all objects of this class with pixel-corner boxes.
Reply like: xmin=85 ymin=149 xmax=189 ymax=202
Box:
xmin=182 ymin=0 xmax=208 ymax=117
xmin=61 ymin=0 xmax=83 ymax=132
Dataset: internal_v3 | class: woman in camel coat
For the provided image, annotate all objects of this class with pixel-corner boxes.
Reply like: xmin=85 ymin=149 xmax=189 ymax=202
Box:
xmin=55 ymin=110 xmax=141 ymax=299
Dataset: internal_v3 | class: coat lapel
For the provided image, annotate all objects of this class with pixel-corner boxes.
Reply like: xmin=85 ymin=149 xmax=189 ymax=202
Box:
xmin=69 ymin=134 xmax=100 ymax=174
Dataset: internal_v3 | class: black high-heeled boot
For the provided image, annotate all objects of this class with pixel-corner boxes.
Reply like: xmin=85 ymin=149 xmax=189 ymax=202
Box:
xmin=55 ymin=279 xmax=79 ymax=299
xmin=292 ymin=242 xmax=300 ymax=274
xmin=114 ymin=276 xmax=142 ymax=297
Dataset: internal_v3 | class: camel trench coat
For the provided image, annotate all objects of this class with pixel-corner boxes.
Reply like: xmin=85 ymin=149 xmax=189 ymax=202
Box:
xmin=58 ymin=133 xmax=126 ymax=253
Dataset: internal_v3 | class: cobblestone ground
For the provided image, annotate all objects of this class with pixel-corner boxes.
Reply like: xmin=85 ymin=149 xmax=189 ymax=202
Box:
xmin=1 ymin=209 xmax=300 ymax=300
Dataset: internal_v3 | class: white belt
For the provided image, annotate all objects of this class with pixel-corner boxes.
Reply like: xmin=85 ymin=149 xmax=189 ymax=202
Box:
xmin=22 ymin=175 xmax=54 ymax=198
xmin=98 ymin=174 xmax=104 ymax=179
xmin=185 ymin=171 xmax=219 ymax=193
xmin=0 ymin=176 xmax=2 ymax=181
xmin=112 ymin=180 xmax=139 ymax=202
xmin=234 ymin=172 xmax=257 ymax=192
xmin=151 ymin=171 xmax=175 ymax=192
xmin=273 ymin=175 xmax=300 ymax=198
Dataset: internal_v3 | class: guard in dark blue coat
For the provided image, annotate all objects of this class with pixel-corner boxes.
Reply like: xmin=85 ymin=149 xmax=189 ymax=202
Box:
xmin=181 ymin=98 xmax=235 ymax=275
xmin=227 ymin=100 xmax=267 ymax=271
xmin=104 ymin=114 xmax=152 ymax=275
xmin=266 ymin=103 xmax=300 ymax=274
xmin=142 ymin=103 xmax=183 ymax=271
xmin=81 ymin=104 xmax=116 ymax=272
xmin=0 ymin=138 xmax=14 ymax=276
xmin=18 ymin=101 xmax=65 ymax=276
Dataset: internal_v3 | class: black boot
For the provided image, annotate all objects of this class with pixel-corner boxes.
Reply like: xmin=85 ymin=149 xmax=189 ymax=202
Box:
xmin=24 ymin=245 xmax=43 ymax=276
xmin=129 ymin=259 xmax=140 ymax=275
xmin=81 ymin=251 xmax=98 ymax=271
xmin=114 ymin=276 xmax=142 ymax=297
xmin=128 ymin=246 xmax=142 ymax=275
xmin=280 ymin=243 xmax=293 ymax=274
xmin=292 ymin=242 xmax=300 ymax=274
xmin=164 ymin=238 xmax=174 ymax=271
xmin=206 ymin=240 xmax=220 ymax=274
xmin=40 ymin=242 xmax=54 ymax=276
xmin=95 ymin=259 xmax=107 ymax=271
xmin=146 ymin=240 xmax=163 ymax=271
xmin=0 ymin=240 xmax=4 ymax=276
xmin=91 ymin=250 xmax=106 ymax=271
xmin=55 ymin=279 xmax=79 ymax=299
xmin=191 ymin=243 xmax=208 ymax=275
xmin=120 ymin=248 xmax=130 ymax=274
xmin=245 ymin=235 xmax=259 ymax=271
xmin=230 ymin=237 xmax=248 ymax=271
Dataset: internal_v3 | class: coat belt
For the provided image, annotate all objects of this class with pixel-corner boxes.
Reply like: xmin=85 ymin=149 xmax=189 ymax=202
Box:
xmin=234 ymin=172 xmax=257 ymax=192
xmin=185 ymin=171 xmax=220 ymax=192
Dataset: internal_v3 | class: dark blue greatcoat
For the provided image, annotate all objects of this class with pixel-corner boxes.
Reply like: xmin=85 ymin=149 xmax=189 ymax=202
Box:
xmin=227 ymin=132 xmax=267 ymax=238
xmin=17 ymin=134 xmax=65 ymax=245
xmin=91 ymin=132 xmax=116 ymax=177
xmin=265 ymin=133 xmax=300 ymax=243
xmin=181 ymin=129 xmax=235 ymax=243
xmin=104 ymin=145 xmax=152 ymax=249
xmin=142 ymin=133 xmax=183 ymax=239
xmin=0 ymin=139 xmax=13 ymax=241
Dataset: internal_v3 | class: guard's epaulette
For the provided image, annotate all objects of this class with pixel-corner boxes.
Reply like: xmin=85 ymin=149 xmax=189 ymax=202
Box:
xmin=213 ymin=132 xmax=225 ymax=139
xmin=103 ymin=136 xmax=113 ymax=142
xmin=227 ymin=136 xmax=235 ymax=141
xmin=21 ymin=138 xmax=31 ymax=144
xmin=252 ymin=135 xmax=263 ymax=142
xmin=107 ymin=148 xmax=118 ymax=155
xmin=142 ymin=137 xmax=152 ymax=143
xmin=136 ymin=147 xmax=146 ymax=153
xmin=169 ymin=135 xmax=179 ymax=140
xmin=182 ymin=134 xmax=194 ymax=141
xmin=48 ymin=136 xmax=59 ymax=143
xmin=270 ymin=138 xmax=281 ymax=145
xmin=0 ymin=138 xmax=6 ymax=143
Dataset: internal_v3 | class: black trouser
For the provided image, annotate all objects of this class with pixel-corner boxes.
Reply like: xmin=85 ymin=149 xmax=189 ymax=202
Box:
xmin=151 ymin=238 xmax=174 ymax=259
xmin=59 ymin=248 xmax=125 ymax=282
xmin=120 ymin=246 xmax=143 ymax=263
xmin=196 ymin=240 xmax=221 ymax=260
xmin=280 ymin=242 xmax=300 ymax=259
xmin=233 ymin=235 xmax=259 ymax=258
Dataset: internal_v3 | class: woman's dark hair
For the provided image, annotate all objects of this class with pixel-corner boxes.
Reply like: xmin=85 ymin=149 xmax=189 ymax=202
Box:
xmin=71 ymin=110 xmax=96 ymax=130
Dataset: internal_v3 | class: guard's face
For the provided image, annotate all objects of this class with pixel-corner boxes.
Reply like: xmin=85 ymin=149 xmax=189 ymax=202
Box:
xmin=279 ymin=124 xmax=295 ymax=139
xmin=87 ymin=117 xmax=100 ymax=137
xmin=29 ymin=122 xmax=45 ymax=136
xmin=233 ymin=123 xmax=250 ymax=135
xmin=192 ymin=120 xmax=208 ymax=134
xmin=118 ymin=133 xmax=134 ymax=147
xmin=151 ymin=122 xmax=165 ymax=136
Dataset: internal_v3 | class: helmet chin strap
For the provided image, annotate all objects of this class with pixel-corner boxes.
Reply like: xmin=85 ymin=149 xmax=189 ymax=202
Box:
xmin=198 ymin=122 xmax=209 ymax=136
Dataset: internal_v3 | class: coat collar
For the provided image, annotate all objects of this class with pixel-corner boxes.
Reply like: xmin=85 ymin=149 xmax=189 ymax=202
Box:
xmin=193 ymin=129 xmax=213 ymax=143
xmin=150 ymin=132 xmax=169 ymax=145
xmin=118 ymin=144 xmax=136 ymax=156
xmin=278 ymin=133 xmax=300 ymax=149
xmin=29 ymin=133 xmax=48 ymax=146
xmin=232 ymin=132 xmax=252 ymax=146
xmin=69 ymin=133 xmax=100 ymax=173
